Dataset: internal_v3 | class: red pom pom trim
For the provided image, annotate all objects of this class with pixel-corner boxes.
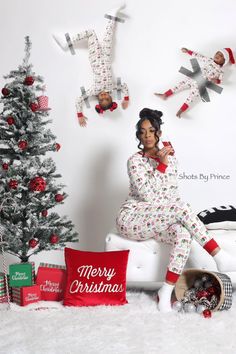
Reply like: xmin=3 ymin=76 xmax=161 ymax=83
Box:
xmin=110 ymin=102 xmax=118 ymax=112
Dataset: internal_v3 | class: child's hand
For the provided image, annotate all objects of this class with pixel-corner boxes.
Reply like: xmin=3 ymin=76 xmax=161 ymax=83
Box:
xmin=78 ymin=116 xmax=88 ymax=127
xmin=122 ymin=100 xmax=129 ymax=109
xmin=181 ymin=47 xmax=188 ymax=53
xmin=210 ymin=78 xmax=220 ymax=84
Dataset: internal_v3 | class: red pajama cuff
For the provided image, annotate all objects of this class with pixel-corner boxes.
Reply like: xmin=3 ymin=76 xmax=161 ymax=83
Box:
xmin=124 ymin=96 xmax=129 ymax=101
xmin=180 ymin=103 xmax=189 ymax=112
xmin=77 ymin=112 xmax=83 ymax=118
xmin=164 ymin=89 xmax=173 ymax=97
xmin=166 ymin=270 xmax=180 ymax=283
xmin=157 ymin=162 xmax=167 ymax=173
xmin=203 ymin=238 xmax=219 ymax=254
xmin=187 ymin=50 xmax=193 ymax=55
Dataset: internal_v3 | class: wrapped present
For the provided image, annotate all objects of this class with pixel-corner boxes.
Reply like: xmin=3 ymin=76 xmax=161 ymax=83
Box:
xmin=12 ymin=285 xmax=41 ymax=306
xmin=0 ymin=272 xmax=11 ymax=303
xmin=9 ymin=262 xmax=35 ymax=287
xmin=36 ymin=262 xmax=66 ymax=301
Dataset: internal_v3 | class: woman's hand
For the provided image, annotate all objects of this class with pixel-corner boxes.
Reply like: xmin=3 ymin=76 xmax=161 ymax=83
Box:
xmin=181 ymin=47 xmax=188 ymax=53
xmin=156 ymin=146 xmax=174 ymax=165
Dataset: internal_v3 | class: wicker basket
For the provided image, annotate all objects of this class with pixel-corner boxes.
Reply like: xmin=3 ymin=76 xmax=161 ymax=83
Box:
xmin=174 ymin=268 xmax=232 ymax=311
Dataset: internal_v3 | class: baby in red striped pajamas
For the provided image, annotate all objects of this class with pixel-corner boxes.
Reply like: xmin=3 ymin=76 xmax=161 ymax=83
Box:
xmin=116 ymin=108 xmax=236 ymax=312
xmin=155 ymin=47 xmax=235 ymax=117
xmin=53 ymin=3 xmax=129 ymax=127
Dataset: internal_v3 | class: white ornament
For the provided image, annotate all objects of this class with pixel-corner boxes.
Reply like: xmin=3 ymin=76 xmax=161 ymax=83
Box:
xmin=184 ymin=303 xmax=196 ymax=313
xmin=172 ymin=301 xmax=183 ymax=312
xmin=204 ymin=281 xmax=213 ymax=288
xmin=196 ymin=304 xmax=207 ymax=314
xmin=194 ymin=279 xmax=203 ymax=288
xmin=201 ymin=274 xmax=210 ymax=282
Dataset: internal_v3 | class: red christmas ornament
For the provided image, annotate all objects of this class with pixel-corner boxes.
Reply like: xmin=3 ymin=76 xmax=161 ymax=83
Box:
xmin=29 ymin=176 xmax=47 ymax=192
xmin=7 ymin=116 xmax=15 ymax=125
xmin=55 ymin=143 xmax=61 ymax=151
xmin=24 ymin=76 xmax=34 ymax=86
xmin=30 ymin=102 xmax=39 ymax=112
xmin=55 ymin=194 xmax=63 ymax=202
xmin=202 ymin=309 xmax=212 ymax=318
xmin=2 ymin=87 xmax=10 ymax=96
xmin=41 ymin=210 xmax=48 ymax=217
xmin=29 ymin=238 xmax=38 ymax=248
xmin=18 ymin=140 xmax=28 ymax=150
xmin=207 ymin=286 xmax=216 ymax=296
xmin=50 ymin=234 xmax=59 ymax=244
xmin=8 ymin=179 xmax=18 ymax=189
xmin=2 ymin=163 xmax=9 ymax=170
xmin=196 ymin=290 xmax=209 ymax=299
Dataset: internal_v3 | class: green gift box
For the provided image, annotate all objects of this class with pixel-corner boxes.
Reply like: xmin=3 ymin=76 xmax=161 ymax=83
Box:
xmin=9 ymin=262 xmax=35 ymax=287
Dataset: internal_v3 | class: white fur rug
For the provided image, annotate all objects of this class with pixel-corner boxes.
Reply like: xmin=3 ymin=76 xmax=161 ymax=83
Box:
xmin=1 ymin=290 xmax=236 ymax=354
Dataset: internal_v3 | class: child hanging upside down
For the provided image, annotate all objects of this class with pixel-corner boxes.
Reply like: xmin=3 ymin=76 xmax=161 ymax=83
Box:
xmin=53 ymin=3 xmax=129 ymax=127
xmin=116 ymin=108 xmax=236 ymax=312
xmin=155 ymin=47 xmax=235 ymax=118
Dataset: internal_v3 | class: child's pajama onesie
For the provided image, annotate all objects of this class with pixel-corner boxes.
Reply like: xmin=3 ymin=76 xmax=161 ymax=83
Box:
xmin=164 ymin=50 xmax=224 ymax=114
xmin=72 ymin=20 xmax=129 ymax=119
xmin=116 ymin=152 xmax=219 ymax=282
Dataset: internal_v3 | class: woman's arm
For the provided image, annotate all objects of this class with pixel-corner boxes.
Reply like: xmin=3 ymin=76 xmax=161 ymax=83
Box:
xmin=127 ymin=155 xmax=167 ymax=202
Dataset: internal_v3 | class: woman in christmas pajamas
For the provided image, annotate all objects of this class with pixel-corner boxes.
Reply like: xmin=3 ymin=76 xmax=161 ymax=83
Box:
xmin=53 ymin=3 xmax=129 ymax=127
xmin=116 ymin=108 xmax=236 ymax=312
xmin=155 ymin=47 xmax=234 ymax=117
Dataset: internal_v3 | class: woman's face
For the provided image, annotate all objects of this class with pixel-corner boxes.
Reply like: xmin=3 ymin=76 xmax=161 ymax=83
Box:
xmin=139 ymin=119 xmax=160 ymax=150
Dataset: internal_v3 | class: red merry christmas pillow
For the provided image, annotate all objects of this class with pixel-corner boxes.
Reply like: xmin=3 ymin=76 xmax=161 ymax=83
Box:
xmin=63 ymin=248 xmax=130 ymax=307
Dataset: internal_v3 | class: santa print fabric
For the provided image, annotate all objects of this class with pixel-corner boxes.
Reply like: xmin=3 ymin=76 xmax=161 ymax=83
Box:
xmin=63 ymin=248 xmax=129 ymax=307
xmin=197 ymin=205 xmax=236 ymax=229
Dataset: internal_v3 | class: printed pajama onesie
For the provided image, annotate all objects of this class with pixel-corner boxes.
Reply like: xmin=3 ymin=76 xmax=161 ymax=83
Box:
xmin=116 ymin=152 xmax=219 ymax=282
xmin=71 ymin=20 xmax=129 ymax=120
xmin=164 ymin=50 xmax=224 ymax=114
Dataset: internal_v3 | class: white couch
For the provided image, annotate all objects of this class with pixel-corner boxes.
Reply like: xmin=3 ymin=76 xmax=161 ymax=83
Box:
xmin=105 ymin=229 xmax=236 ymax=289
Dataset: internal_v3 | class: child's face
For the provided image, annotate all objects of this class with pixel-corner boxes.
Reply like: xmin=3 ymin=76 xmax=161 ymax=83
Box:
xmin=214 ymin=51 xmax=225 ymax=66
xmin=98 ymin=91 xmax=112 ymax=108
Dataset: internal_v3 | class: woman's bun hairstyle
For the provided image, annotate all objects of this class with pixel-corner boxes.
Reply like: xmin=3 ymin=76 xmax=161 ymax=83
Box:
xmin=139 ymin=108 xmax=163 ymax=121
xmin=139 ymin=108 xmax=163 ymax=129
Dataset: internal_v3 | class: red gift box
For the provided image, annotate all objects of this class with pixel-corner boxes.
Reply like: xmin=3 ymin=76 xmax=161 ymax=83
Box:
xmin=0 ymin=272 xmax=11 ymax=303
xmin=36 ymin=263 xmax=66 ymax=301
xmin=12 ymin=285 xmax=41 ymax=306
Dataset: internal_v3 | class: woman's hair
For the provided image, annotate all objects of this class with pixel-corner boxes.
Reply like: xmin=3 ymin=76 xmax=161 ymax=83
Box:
xmin=136 ymin=108 xmax=163 ymax=151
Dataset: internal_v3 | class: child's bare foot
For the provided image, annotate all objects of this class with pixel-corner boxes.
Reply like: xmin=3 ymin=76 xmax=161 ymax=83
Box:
xmin=176 ymin=109 xmax=182 ymax=118
xmin=154 ymin=93 xmax=167 ymax=100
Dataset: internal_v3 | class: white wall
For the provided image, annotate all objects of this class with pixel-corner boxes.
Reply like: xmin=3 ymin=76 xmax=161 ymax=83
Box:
xmin=0 ymin=0 xmax=236 ymax=269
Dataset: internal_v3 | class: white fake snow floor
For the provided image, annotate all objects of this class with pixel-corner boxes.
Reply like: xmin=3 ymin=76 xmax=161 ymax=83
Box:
xmin=1 ymin=290 xmax=236 ymax=354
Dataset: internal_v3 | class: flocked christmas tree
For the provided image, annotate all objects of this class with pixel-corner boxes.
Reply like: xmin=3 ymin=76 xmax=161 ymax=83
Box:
xmin=0 ymin=36 xmax=78 ymax=262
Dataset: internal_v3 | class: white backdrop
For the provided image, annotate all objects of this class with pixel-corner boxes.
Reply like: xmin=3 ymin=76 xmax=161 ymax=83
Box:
xmin=0 ymin=0 xmax=236 ymax=268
